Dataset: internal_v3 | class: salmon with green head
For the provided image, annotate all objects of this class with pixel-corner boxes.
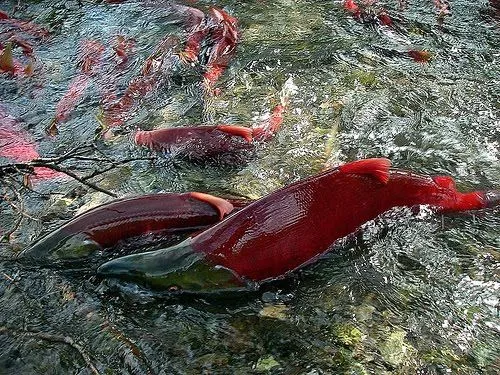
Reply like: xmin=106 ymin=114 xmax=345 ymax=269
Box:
xmin=98 ymin=158 xmax=499 ymax=292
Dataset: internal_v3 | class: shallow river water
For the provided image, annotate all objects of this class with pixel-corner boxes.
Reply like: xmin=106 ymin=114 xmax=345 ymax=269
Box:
xmin=0 ymin=0 xmax=499 ymax=374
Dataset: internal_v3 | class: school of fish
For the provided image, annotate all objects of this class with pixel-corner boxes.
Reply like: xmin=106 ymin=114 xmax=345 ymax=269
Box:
xmin=1 ymin=2 xmax=498 ymax=295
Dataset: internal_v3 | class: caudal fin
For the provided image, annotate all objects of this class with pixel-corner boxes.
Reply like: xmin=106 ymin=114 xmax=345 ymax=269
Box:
xmin=483 ymin=190 xmax=500 ymax=209
xmin=339 ymin=158 xmax=391 ymax=184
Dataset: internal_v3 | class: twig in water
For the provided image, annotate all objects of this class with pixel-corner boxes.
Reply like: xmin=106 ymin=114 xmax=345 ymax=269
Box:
xmin=0 ymin=326 xmax=101 ymax=375
xmin=28 ymin=161 xmax=117 ymax=198
xmin=1 ymin=183 xmax=26 ymax=241
xmin=2 ymin=272 xmax=15 ymax=282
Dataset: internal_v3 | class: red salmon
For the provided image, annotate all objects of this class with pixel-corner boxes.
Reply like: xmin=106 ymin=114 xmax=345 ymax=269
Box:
xmin=0 ymin=106 xmax=62 ymax=181
xmin=19 ymin=192 xmax=247 ymax=263
xmin=97 ymin=159 xmax=499 ymax=291
xmin=50 ymin=40 xmax=105 ymax=133
xmin=134 ymin=104 xmax=286 ymax=160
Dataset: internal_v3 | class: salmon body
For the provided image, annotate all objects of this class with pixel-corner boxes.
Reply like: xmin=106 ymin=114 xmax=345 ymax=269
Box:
xmin=51 ymin=40 xmax=105 ymax=132
xmin=101 ymin=35 xmax=179 ymax=129
xmin=20 ymin=192 xmax=240 ymax=264
xmin=202 ymin=7 xmax=239 ymax=90
xmin=97 ymin=159 xmax=499 ymax=292
xmin=196 ymin=165 xmax=490 ymax=281
xmin=134 ymin=104 xmax=286 ymax=161
xmin=0 ymin=10 xmax=50 ymax=39
xmin=135 ymin=125 xmax=254 ymax=161
xmin=0 ymin=106 xmax=61 ymax=181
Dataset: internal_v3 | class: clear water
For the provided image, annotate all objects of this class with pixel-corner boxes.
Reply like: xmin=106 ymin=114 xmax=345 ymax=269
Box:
xmin=1 ymin=0 xmax=499 ymax=373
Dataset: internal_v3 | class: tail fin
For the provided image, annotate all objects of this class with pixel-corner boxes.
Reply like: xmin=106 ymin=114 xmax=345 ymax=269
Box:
xmin=451 ymin=192 xmax=488 ymax=212
xmin=483 ymin=190 xmax=500 ymax=209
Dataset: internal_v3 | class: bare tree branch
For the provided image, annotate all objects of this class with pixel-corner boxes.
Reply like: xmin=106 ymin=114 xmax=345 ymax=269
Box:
xmin=0 ymin=326 xmax=101 ymax=375
xmin=1 ymin=145 xmax=158 ymax=240
xmin=27 ymin=161 xmax=118 ymax=198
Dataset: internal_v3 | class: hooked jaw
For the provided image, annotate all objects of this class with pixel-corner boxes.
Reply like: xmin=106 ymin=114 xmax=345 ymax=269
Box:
xmin=18 ymin=232 xmax=102 ymax=264
xmin=97 ymin=240 xmax=199 ymax=285
xmin=97 ymin=239 xmax=246 ymax=292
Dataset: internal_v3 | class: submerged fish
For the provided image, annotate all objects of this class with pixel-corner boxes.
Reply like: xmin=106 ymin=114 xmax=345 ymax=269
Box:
xmin=19 ymin=192 xmax=246 ymax=264
xmin=179 ymin=24 xmax=209 ymax=65
xmin=112 ymin=35 xmax=135 ymax=65
xmin=134 ymin=104 xmax=286 ymax=161
xmin=97 ymin=158 xmax=499 ymax=293
xmin=0 ymin=9 xmax=50 ymax=39
xmin=408 ymin=49 xmax=432 ymax=63
xmin=50 ymin=40 xmax=105 ymax=134
xmin=342 ymin=0 xmax=394 ymax=26
xmin=101 ymin=35 xmax=180 ymax=130
xmin=0 ymin=41 xmax=33 ymax=77
xmin=177 ymin=6 xmax=238 ymax=91
xmin=377 ymin=10 xmax=393 ymax=26
xmin=343 ymin=0 xmax=360 ymax=14
xmin=0 ymin=106 xmax=62 ymax=181
xmin=433 ymin=0 xmax=451 ymax=23
xmin=202 ymin=7 xmax=239 ymax=91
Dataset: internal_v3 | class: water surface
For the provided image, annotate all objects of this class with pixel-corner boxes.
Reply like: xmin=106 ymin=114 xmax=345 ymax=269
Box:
xmin=1 ymin=0 xmax=499 ymax=373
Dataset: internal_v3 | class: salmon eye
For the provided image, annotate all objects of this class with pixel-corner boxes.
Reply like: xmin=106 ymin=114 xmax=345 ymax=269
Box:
xmin=168 ymin=285 xmax=180 ymax=292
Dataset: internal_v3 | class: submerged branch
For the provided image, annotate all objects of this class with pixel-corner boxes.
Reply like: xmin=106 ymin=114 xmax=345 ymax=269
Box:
xmin=28 ymin=161 xmax=118 ymax=198
xmin=1 ymin=183 xmax=26 ymax=241
xmin=81 ymin=156 xmax=155 ymax=181
xmin=0 ymin=326 xmax=101 ymax=375
xmin=0 ymin=147 xmax=156 ymax=240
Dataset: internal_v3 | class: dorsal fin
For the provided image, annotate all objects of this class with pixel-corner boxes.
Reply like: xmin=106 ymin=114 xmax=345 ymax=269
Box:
xmin=216 ymin=125 xmax=253 ymax=143
xmin=209 ymin=7 xmax=225 ymax=23
xmin=189 ymin=192 xmax=234 ymax=220
xmin=339 ymin=158 xmax=391 ymax=184
xmin=432 ymin=176 xmax=456 ymax=190
xmin=343 ymin=0 xmax=359 ymax=13
xmin=209 ymin=7 xmax=237 ymax=25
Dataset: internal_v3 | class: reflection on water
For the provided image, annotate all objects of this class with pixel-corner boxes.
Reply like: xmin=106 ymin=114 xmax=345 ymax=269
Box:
xmin=1 ymin=0 xmax=499 ymax=373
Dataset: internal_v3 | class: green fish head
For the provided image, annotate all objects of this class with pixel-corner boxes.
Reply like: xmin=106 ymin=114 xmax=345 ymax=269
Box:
xmin=97 ymin=239 xmax=247 ymax=293
xmin=19 ymin=232 xmax=102 ymax=264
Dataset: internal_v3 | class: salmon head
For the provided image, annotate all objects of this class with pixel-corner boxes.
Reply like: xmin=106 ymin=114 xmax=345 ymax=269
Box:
xmin=97 ymin=238 xmax=249 ymax=293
